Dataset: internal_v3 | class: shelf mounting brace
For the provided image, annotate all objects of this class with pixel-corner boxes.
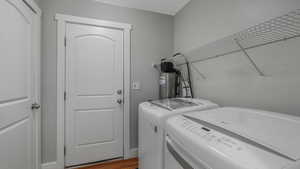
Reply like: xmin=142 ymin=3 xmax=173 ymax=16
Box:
xmin=234 ymin=39 xmax=265 ymax=76
xmin=177 ymin=61 xmax=206 ymax=80
xmin=190 ymin=63 xmax=206 ymax=80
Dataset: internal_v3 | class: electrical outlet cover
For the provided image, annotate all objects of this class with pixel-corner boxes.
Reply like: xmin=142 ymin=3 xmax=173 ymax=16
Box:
xmin=132 ymin=82 xmax=141 ymax=90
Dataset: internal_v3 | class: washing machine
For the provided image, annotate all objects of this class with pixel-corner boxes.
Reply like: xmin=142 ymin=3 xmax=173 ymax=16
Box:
xmin=138 ymin=98 xmax=219 ymax=169
xmin=164 ymin=107 xmax=300 ymax=169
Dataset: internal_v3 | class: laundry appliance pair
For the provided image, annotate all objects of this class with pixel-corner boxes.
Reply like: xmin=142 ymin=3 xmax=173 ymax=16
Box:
xmin=139 ymin=98 xmax=300 ymax=169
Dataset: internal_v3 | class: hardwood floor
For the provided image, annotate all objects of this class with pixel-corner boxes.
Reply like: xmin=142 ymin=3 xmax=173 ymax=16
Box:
xmin=76 ymin=158 xmax=138 ymax=169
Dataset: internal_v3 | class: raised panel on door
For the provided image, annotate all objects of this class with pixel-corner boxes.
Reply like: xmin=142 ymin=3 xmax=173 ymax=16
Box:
xmin=66 ymin=23 xmax=124 ymax=166
xmin=0 ymin=0 xmax=34 ymax=169
xmin=75 ymin=35 xmax=116 ymax=96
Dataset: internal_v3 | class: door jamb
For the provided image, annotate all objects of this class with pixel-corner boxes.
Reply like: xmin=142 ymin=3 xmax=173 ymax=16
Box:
xmin=55 ymin=14 xmax=132 ymax=169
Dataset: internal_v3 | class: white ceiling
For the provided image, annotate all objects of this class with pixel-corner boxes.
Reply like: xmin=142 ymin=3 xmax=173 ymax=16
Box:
xmin=93 ymin=0 xmax=191 ymax=15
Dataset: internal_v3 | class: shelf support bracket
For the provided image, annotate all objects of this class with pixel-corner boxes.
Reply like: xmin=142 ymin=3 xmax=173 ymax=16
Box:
xmin=190 ymin=63 xmax=206 ymax=80
xmin=234 ymin=39 xmax=265 ymax=76
xmin=178 ymin=62 xmax=206 ymax=80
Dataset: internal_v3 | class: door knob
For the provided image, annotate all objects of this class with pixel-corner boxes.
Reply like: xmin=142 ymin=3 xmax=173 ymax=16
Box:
xmin=31 ymin=103 xmax=41 ymax=110
xmin=117 ymin=99 xmax=123 ymax=104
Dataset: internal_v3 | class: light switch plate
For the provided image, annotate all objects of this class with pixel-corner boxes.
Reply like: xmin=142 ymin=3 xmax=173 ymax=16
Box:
xmin=132 ymin=82 xmax=141 ymax=90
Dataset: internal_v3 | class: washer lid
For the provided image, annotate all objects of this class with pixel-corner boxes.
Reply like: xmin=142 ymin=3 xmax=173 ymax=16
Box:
xmin=150 ymin=98 xmax=201 ymax=111
xmin=185 ymin=107 xmax=300 ymax=161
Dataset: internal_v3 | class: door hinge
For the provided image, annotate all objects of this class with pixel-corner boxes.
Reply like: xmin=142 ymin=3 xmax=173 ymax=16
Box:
xmin=64 ymin=146 xmax=66 ymax=156
xmin=64 ymin=92 xmax=67 ymax=101
xmin=64 ymin=37 xmax=67 ymax=47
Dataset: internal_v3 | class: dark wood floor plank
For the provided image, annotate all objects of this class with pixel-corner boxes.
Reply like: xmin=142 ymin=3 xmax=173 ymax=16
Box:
xmin=77 ymin=158 xmax=138 ymax=169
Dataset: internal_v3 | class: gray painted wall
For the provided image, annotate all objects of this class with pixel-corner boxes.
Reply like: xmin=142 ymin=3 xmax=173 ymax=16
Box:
xmin=174 ymin=0 xmax=300 ymax=117
xmin=40 ymin=0 xmax=173 ymax=163
xmin=33 ymin=0 xmax=39 ymax=6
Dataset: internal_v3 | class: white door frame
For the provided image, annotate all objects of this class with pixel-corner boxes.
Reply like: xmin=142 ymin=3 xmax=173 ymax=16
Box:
xmin=55 ymin=14 xmax=132 ymax=168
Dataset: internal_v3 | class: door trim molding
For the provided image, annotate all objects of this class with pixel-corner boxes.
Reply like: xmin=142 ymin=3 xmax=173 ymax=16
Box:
xmin=129 ymin=148 xmax=138 ymax=158
xmin=55 ymin=14 xmax=132 ymax=169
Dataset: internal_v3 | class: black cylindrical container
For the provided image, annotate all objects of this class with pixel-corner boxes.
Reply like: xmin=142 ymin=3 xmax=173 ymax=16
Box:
xmin=160 ymin=62 xmax=175 ymax=73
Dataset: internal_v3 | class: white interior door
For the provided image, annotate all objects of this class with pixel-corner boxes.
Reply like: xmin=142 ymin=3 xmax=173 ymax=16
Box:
xmin=0 ymin=0 xmax=35 ymax=169
xmin=65 ymin=23 xmax=124 ymax=166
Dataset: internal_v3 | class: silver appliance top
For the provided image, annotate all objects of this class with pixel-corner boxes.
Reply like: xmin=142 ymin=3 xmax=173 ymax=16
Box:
xmin=150 ymin=98 xmax=200 ymax=111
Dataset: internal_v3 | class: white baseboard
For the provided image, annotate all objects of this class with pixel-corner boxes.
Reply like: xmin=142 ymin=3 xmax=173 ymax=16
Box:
xmin=42 ymin=149 xmax=138 ymax=169
xmin=42 ymin=161 xmax=59 ymax=169
xmin=129 ymin=148 xmax=138 ymax=158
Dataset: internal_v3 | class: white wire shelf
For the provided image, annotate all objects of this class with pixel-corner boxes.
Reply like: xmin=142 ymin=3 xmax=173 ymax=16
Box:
xmin=234 ymin=9 xmax=300 ymax=49
xmin=180 ymin=9 xmax=300 ymax=76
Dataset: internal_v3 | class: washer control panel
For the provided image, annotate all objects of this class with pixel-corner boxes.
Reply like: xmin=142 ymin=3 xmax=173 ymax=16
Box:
xmin=168 ymin=116 xmax=290 ymax=169
xmin=175 ymin=117 xmax=244 ymax=152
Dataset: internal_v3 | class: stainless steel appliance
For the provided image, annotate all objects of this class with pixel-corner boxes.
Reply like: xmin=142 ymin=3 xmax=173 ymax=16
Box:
xmin=158 ymin=53 xmax=194 ymax=99
xmin=159 ymin=72 xmax=177 ymax=99
xmin=159 ymin=62 xmax=181 ymax=99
